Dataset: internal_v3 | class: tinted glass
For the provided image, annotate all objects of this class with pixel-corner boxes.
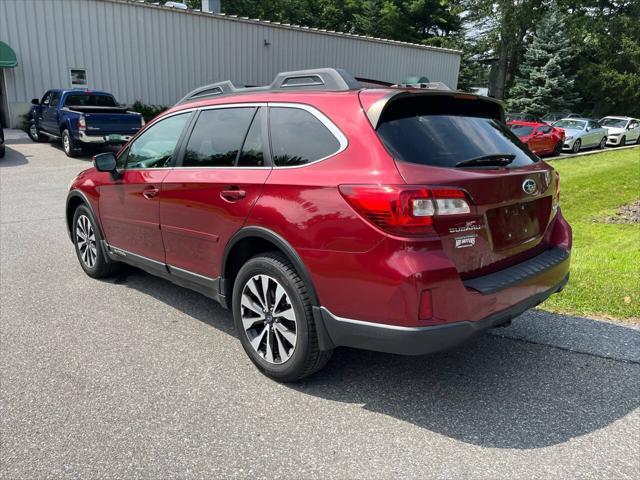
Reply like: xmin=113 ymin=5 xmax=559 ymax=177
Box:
xmin=126 ymin=112 xmax=191 ymax=169
xmin=65 ymin=94 xmax=118 ymax=107
xmin=538 ymin=126 xmax=552 ymax=133
xmin=183 ymin=108 xmax=255 ymax=167
xmin=270 ymin=107 xmax=340 ymax=166
xmin=377 ymin=115 xmax=538 ymax=169
xmin=510 ymin=125 xmax=533 ymax=136
xmin=50 ymin=92 xmax=61 ymax=107
xmin=238 ymin=108 xmax=266 ymax=167
xmin=41 ymin=92 xmax=52 ymax=105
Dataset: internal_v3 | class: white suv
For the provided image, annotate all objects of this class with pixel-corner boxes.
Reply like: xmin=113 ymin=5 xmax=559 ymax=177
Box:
xmin=599 ymin=116 xmax=640 ymax=146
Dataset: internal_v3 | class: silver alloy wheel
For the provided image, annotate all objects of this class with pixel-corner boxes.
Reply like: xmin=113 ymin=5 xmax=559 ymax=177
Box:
xmin=76 ymin=214 xmax=97 ymax=268
xmin=240 ymin=274 xmax=297 ymax=364
xmin=63 ymin=132 xmax=70 ymax=154
xmin=29 ymin=123 xmax=38 ymax=140
xmin=572 ymin=140 xmax=580 ymax=153
xmin=599 ymin=137 xmax=606 ymax=149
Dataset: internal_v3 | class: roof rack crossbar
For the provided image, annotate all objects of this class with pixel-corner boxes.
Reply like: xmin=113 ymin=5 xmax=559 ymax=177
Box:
xmin=175 ymin=68 xmax=362 ymax=105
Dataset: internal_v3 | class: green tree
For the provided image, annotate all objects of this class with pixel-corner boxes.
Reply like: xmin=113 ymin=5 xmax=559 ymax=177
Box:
xmin=507 ymin=10 xmax=579 ymax=115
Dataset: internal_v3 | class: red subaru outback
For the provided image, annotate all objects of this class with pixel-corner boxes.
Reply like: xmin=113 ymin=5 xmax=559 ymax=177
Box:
xmin=66 ymin=69 xmax=571 ymax=381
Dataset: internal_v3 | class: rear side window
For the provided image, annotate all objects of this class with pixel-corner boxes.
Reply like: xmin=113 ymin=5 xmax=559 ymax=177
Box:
xmin=377 ymin=114 xmax=539 ymax=169
xmin=269 ymin=107 xmax=340 ymax=166
xmin=238 ymin=108 xmax=266 ymax=167
xmin=183 ymin=108 xmax=255 ymax=167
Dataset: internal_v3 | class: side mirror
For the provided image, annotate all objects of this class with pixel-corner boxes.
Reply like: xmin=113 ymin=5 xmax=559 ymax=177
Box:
xmin=94 ymin=152 xmax=119 ymax=176
xmin=586 ymin=127 xmax=591 ymax=132
xmin=31 ymin=98 xmax=40 ymax=105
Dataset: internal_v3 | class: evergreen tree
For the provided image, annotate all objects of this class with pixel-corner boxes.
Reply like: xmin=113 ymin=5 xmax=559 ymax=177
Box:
xmin=507 ymin=9 xmax=580 ymax=114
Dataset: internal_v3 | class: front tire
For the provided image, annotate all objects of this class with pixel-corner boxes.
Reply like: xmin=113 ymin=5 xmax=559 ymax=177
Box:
xmin=552 ymin=141 xmax=563 ymax=156
xmin=28 ymin=121 xmax=47 ymax=142
xmin=619 ymin=136 xmax=626 ymax=147
xmin=232 ymin=252 xmax=332 ymax=382
xmin=62 ymin=129 xmax=82 ymax=157
xmin=72 ymin=205 xmax=119 ymax=278
xmin=572 ymin=139 xmax=581 ymax=153
xmin=599 ymin=137 xmax=607 ymax=149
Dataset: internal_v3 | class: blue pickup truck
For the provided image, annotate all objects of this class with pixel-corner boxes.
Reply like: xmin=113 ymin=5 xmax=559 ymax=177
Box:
xmin=28 ymin=89 xmax=144 ymax=157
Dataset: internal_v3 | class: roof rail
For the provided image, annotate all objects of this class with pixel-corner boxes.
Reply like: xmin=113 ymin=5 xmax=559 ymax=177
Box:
xmin=175 ymin=68 xmax=362 ymax=105
xmin=391 ymin=81 xmax=451 ymax=91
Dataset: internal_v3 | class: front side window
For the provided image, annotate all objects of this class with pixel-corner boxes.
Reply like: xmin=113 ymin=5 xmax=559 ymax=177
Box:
xmin=183 ymin=108 xmax=255 ymax=167
xmin=125 ymin=112 xmax=192 ymax=169
xmin=269 ymin=107 xmax=341 ymax=166
xmin=41 ymin=92 xmax=52 ymax=106
xmin=554 ymin=119 xmax=586 ymax=130
xmin=538 ymin=126 xmax=552 ymax=134
xmin=50 ymin=92 xmax=61 ymax=107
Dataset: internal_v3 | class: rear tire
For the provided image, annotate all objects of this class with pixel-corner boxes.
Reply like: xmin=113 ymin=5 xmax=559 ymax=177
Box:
xmin=572 ymin=139 xmax=581 ymax=153
xmin=232 ymin=252 xmax=333 ymax=382
xmin=28 ymin=121 xmax=47 ymax=142
xmin=72 ymin=205 xmax=120 ymax=278
xmin=62 ymin=129 xmax=82 ymax=158
xmin=0 ymin=144 xmax=5 ymax=158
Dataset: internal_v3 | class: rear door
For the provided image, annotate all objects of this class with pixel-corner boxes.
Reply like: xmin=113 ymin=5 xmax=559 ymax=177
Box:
xmin=374 ymin=96 xmax=557 ymax=275
xmin=160 ymin=105 xmax=271 ymax=279
xmin=98 ymin=111 xmax=193 ymax=262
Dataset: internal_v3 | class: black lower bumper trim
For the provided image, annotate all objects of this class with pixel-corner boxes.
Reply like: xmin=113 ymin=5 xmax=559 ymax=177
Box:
xmin=314 ymin=273 xmax=569 ymax=356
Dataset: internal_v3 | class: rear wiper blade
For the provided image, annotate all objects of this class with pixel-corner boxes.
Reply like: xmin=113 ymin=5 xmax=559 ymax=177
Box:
xmin=455 ymin=154 xmax=516 ymax=168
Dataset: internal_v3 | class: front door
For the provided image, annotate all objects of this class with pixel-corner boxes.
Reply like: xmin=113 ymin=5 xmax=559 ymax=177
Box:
xmin=160 ymin=106 xmax=271 ymax=279
xmin=41 ymin=91 xmax=61 ymax=133
xmin=98 ymin=111 xmax=193 ymax=262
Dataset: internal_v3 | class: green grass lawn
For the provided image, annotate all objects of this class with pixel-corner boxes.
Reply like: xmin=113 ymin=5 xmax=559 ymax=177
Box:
xmin=540 ymin=148 xmax=640 ymax=320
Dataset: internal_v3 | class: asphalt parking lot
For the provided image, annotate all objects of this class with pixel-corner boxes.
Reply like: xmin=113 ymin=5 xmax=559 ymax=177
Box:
xmin=1 ymin=131 xmax=639 ymax=479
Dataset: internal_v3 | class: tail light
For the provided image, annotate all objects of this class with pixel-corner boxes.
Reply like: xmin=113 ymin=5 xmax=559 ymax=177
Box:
xmin=78 ymin=116 xmax=86 ymax=131
xmin=338 ymin=185 xmax=471 ymax=236
xmin=553 ymin=171 xmax=560 ymax=209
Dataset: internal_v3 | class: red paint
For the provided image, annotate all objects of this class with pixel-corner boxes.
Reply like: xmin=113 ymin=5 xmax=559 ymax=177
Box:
xmin=508 ymin=120 xmax=565 ymax=156
xmin=69 ymin=88 xmax=572 ymax=330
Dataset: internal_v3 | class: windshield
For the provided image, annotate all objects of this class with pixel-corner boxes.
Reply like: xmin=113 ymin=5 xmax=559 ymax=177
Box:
xmin=599 ymin=118 xmax=628 ymax=128
xmin=64 ymin=93 xmax=118 ymax=107
xmin=553 ymin=119 xmax=586 ymax=130
xmin=510 ymin=125 xmax=534 ymax=136
xmin=377 ymin=114 xmax=538 ymax=169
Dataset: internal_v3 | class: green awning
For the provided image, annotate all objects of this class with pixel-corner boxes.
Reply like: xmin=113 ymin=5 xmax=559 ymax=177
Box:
xmin=0 ymin=41 xmax=17 ymax=68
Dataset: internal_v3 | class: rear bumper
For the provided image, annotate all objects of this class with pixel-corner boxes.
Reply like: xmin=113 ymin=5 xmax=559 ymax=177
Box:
xmin=78 ymin=131 xmax=134 ymax=144
xmin=315 ymin=273 xmax=569 ymax=355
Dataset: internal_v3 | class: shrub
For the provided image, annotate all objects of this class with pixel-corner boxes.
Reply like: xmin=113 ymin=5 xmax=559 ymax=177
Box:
xmin=129 ymin=101 xmax=169 ymax=122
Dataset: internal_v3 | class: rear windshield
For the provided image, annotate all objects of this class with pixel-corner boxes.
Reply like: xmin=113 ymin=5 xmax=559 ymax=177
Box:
xmin=510 ymin=124 xmax=534 ymax=136
xmin=377 ymin=114 xmax=538 ymax=169
xmin=64 ymin=93 xmax=118 ymax=107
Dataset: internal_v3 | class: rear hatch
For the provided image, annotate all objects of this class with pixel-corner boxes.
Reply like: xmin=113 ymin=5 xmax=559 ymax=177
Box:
xmin=369 ymin=91 xmax=558 ymax=276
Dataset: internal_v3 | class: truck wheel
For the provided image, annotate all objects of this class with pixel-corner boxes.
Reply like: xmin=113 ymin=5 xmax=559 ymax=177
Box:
xmin=62 ymin=129 xmax=82 ymax=158
xmin=232 ymin=252 xmax=333 ymax=382
xmin=0 ymin=144 xmax=5 ymax=158
xmin=28 ymin=122 xmax=47 ymax=142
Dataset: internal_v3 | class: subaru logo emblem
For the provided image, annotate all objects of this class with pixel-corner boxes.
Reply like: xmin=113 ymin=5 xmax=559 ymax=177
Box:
xmin=522 ymin=178 xmax=537 ymax=195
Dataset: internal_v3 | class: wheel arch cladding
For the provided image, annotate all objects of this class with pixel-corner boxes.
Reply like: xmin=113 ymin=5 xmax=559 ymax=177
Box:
xmin=222 ymin=227 xmax=320 ymax=308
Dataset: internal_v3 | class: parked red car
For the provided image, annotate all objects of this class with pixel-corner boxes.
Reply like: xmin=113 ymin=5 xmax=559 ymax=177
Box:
xmin=508 ymin=120 xmax=565 ymax=157
xmin=66 ymin=69 xmax=572 ymax=381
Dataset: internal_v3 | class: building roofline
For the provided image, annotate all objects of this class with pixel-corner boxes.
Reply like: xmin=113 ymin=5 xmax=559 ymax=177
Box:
xmin=99 ymin=0 xmax=462 ymax=56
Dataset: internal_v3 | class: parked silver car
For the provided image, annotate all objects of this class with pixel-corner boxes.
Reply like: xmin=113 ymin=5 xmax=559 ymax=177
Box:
xmin=599 ymin=116 xmax=640 ymax=147
xmin=552 ymin=118 xmax=608 ymax=153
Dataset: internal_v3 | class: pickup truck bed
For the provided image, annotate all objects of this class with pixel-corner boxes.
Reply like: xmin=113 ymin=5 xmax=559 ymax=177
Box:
xmin=29 ymin=89 xmax=143 ymax=157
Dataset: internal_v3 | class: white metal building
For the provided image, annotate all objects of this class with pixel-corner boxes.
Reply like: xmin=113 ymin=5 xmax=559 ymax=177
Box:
xmin=0 ymin=0 xmax=461 ymax=128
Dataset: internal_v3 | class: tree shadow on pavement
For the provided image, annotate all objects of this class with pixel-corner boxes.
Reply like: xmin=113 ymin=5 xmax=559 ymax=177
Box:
xmin=112 ymin=266 xmax=640 ymax=450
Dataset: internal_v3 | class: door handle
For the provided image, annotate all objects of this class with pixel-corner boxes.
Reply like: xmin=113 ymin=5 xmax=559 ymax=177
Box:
xmin=220 ymin=189 xmax=246 ymax=202
xmin=142 ymin=187 xmax=160 ymax=199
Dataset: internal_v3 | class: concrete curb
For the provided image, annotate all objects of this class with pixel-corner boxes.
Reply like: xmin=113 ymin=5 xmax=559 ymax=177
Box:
xmin=547 ymin=143 xmax=639 ymax=161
